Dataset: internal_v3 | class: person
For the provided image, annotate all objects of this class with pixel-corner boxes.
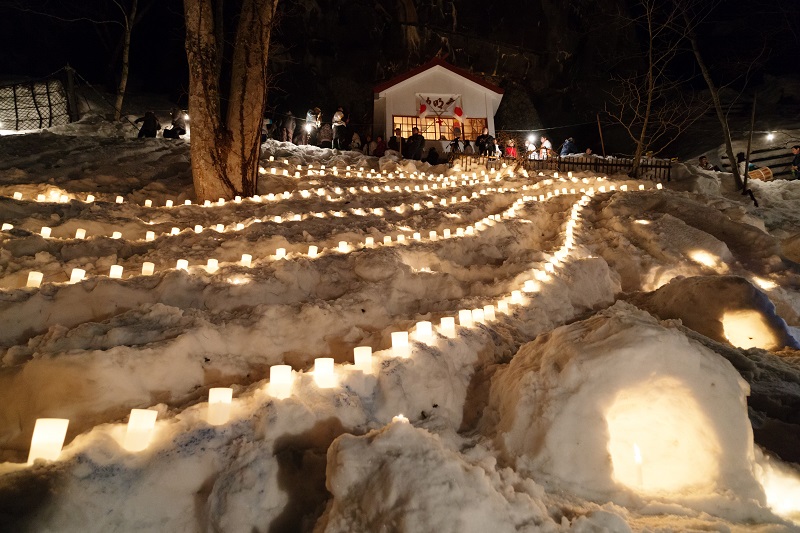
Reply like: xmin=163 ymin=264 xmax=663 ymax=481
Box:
xmin=736 ymin=152 xmax=756 ymax=178
xmin=318 ymin=122 xmax=333 ymax=148
xmin=163 ymin=107 xmax=186 ymax=139
xmin=351 ymin=131 xmax=362 ymax=151
xmin=448 ymin=136 xmax=462 ymax=153
xmin=332 ymin=107 xmax=346 ymax=149
xmin=539 ymin=135 xmax=552 ymax=159
xmin=505 ymin=139 xmax=517 ymax=158
xmin=373 ymin=135 xmax=387 ymax=157
xmin=560 ymin=137 xmax=577 ymax=156
xmin=489 ymin=138 xmax=501 ymax=158
xmin=304 ymin=107 xmax=321 ymax=145
xmin=585 ymin=148 xmax=593 ymax=156
xmin=698 ymin=155 xmax=720 ymax=171
xmin=388 ymin=127 xmax=404 ymax=154
xmin=407 ymin=127 xmax=425 ymax=160
xmin=791 ymin=145 xmax=800 ymax=180
xmin=425 ymin=146 xmax=440 ymax=165
xmin=280 ymin=111 xmax=295 ymax=143
xmin=475 ymin=127 xmax=492 ymax=156
xmin=135 ymin=111 xmax=161 ymax=138
xmin=463 ymin=138 xmax=473 ymax=154
xmin=261 ymin=117 xmax=273 ymax=142
xmin=363 ymin=134 xmax=375 ymax=156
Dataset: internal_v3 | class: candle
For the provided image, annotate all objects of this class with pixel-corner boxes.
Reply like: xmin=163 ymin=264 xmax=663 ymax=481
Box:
xmin=413 ymin=232 xmax=421 ymax=241
xmin=458 ymin=309 xmax=473 ymax=327
xmin=27 ymin=418 xmax=69 ymax=464
xmin=241 ymin=254 xmax=252 ymax=267
xmin=365 ymin=236 xmax=374 ymax=247
xmin=215 ymin=224 xmax=224 ymax=233
xmin=13 ymin=192 xmax=22 ymax=200
xmin=165 ymin=200 xmax=174 ymax=207
xmin=218 ymin=198 xmax=225 ymax=205
xmin=207 ymin=387 xmax=233 ymax=426
xmin=123 ymin=409 xmax=158 ymax=452
xmin=40 ymin=227 xmax=51 ymax=238
xmin=443 ymin=228 xmax=451 ymax=238
xmin=510 ymin=290 xmax=523 ymax=304
xmin=144 ymin=199 xmax=152 ymax=207
xmin=353 ymin=346 xmax=373 ymax=374
xmin=176 ymin=259 xmax=189 ymax=271
xmin=236 ymin=223 xmax=244 ymax=231
xmin=85 ymin=194 xmax=95 ymax=203
xmin=69 ymin=268 xmax=85 ymax=284
xmin=194 ymin=225 xmax=203 ymax=234
xmin=37 ymin=194 xmax=46 ymax=202
xmin=392 ymin=414 xmax=409 ymax=423
xmin=429 ymin=230 xmax=437 ymax=241
xmin=383 ymin=236 xmax=392 ymax=245
xmin=142 ymin=262 xmax=155 ymax=276
xmin=440 ymin=316 xmax=456 ymax=338
xmin=109 ymin=265 xmax=123 ymax=279
xmin=59 ymin=194 xmax=69 ymax=203
xmin=308 ymin=245 xmax=318 ymax=258
xmin=498 ymin=301 xmax=509 ymax=314
xmin=523 ymin=280 xmax=538 ymax=293
xmin=75 ymin=228 xmax=86 ymax=239
xmin=391 ymin=331 xmax=410 ymax=358
xmin=483 ymin=305 xmax=496 ymax=321
xmin=338 ymin=241 xmax=348 ymax=253
xmin=203 ymin=200 xmax=211 ymax=207
xmin=313 ymin=357 xmax=337 ymax=388
xmin=656 ymin=183 xmax=663 ymax=190
xmin=397 ymin=235 xmax=405 ymax=243
xmin=268 ymin=364 xmax=293 ymax=399
xmin=170 ymin=227 xmax=180 ymax=235
xmin=184 ymin=200 xmax=192 ymax=205
xmin=25 ymin=271 xmax=44 ymax=288
xmin=275 ymin=248 xmax=286 ymax=259
xmin=145 ymin=230 xmax=155 ymax=242
xmin=472 ymin=308 xmax=485 ymax=324
xmin=415 ymin=320 xmax=433 ymax=340
xmin=116 ymin=196 xmax=124 ymax=204
xmin=206 ymin=259 xmax=219 ymax=273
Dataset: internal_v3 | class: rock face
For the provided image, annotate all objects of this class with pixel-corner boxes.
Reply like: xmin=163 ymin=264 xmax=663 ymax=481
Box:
xmin=486 ymin=302 xmax=766 ymax=510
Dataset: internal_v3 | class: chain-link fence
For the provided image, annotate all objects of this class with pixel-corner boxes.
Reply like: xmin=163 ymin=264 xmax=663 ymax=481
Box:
xmin=0 ymin=77 xmax=71 ymax=131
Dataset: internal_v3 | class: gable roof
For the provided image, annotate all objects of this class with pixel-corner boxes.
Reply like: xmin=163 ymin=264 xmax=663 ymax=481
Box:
xmin=373 ymin=57 xmax=505 ymax=95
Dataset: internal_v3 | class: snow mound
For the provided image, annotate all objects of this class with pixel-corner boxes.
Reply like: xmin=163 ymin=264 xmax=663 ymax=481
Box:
xmin=319 ymin=420 xmax=557 ymax=533
xmin=487 ymin=301 xmax=768 ymax=517
xmin=630 ymin=275 xmax=800 ymax=350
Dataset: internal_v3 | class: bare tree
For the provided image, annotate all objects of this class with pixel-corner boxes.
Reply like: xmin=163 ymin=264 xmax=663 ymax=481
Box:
xmin=183 ymin=0 xmax=280 ymax=201
xmin=604 ymin=0 xmax=708 ymax=177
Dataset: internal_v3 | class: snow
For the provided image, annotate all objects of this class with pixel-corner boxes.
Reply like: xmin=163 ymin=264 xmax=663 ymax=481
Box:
xmin=0 ymin=112 xmax=799 ymax=531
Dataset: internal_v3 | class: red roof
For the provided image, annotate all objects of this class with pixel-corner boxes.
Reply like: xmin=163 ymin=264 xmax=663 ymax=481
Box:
xmin=373 ymin=57 xmax=504 ymax=95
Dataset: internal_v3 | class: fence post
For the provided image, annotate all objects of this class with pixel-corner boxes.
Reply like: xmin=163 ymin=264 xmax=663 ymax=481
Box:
xmin=64 ymin=64 xmax=79 ymax=122
xmin=12 ymin=84 xmax=19 ymax=130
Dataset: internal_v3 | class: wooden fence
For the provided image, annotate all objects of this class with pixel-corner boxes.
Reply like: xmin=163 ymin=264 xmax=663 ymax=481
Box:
xmin=448 ymin=153 xmax=672 ymax=181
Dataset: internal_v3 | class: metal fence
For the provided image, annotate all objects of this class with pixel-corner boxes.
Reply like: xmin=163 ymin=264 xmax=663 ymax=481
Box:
xmin=448 ymin=153 xmax=672 ymax=181
xmin=0 ymin=77 xmax=71 ymax=131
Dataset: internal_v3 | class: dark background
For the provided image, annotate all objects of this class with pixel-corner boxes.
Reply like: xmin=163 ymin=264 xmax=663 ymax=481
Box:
xmin=0 ymin=0 xmax=798 ymax=155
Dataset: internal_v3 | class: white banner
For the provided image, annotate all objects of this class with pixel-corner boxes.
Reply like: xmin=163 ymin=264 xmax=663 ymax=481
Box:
xmin=417 ymin=93 xmax=460 ymax=117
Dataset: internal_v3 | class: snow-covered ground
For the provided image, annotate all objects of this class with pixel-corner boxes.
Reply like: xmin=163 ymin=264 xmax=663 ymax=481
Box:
xmin=0 ymin=112 xmax=799 ymax=532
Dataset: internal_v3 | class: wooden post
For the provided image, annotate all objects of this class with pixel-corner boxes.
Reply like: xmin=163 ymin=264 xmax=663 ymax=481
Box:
xmin=64 ymin=64 xmax=79 ymax=123
xmin=743 ymin=93 xmax=757 ymax=193
xmin=596 ymin=113 xmax=606 ymax=157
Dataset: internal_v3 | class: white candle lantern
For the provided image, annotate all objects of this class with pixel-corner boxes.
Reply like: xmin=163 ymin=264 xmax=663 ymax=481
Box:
xmin=236 ymin=223 xmax=244 ymax=231
xmin=27 ymin=418 xmax=69 ymax=464
xmin=206 ymin=259 xmax=219 ymax=273
xmin=165 ymin=200 xmax=174 ymax=207
xmin=109 ymin=265 xmax=123 ymax=279
xmin=472 ymin=308 xmax=485 ymax=324
xmin=498 ymin=300 xmax=509 ymax=314
xmin=59 ymin=194 xmax=69 ymax=203
xmin=391 ymin=331 xmax=410 ymax=358
xmin=218 ymin=198 xmax=225 ymax=205
xmin=75 ymin=228 xmax=86 ymax=239
xmin=510 ymin=290 xmax=523 ymax=304
xmin=40 ymin=227 xmax=52 ymax=238
xmin=123 ymin=408 xmax=158 ymax=452
xmin=145 ymin=231 xmax=155 ymax=241
xmin=207 ymin=387 xmax=233 ymax=426
xmin=184 ymin=200 xmax=192 ymax=205
xmin=234 ymin=196 xmax=242 ymax=203
xmin=365 ymin=236 xmax=374 ymax=247
xmin=203 ymin=200 xmax=211 ymax=207
xmin=338 ymin=241 xmax=348 ymax=253
xmin=85 ymin=194 xmax=94 ymax=203
xmin=397 ymin=235 xmax=405 ymax=243
xmin=37 ymin=194 xmax=46 ymax=202
xmin=194 ymin=225 xmax=203 ymax=233
xmin=241 ymin=254 xmax=252 ymax=267
xmin=142 ymin=262 xmax=155 ymax=276
xmin=69 ymin=268 xmax=85 ymax=284
xmin=383 ymin=236 xmax=392 ymax=245
xmin=483 ymin=305 xmax=496 ymax=321
xmin=144 ymin=199 xmax=152 ymax=207
xmin=440 ymin=316 xmax=456 ymax=338
xmin=523 ymin=280 xmax=538 ymax=293
xmin=429 ymin=230 xmax=437 ymax=241
xmin=415 ymin=321 xmax=433 ymax=340
xmin=176 ymin=259 xmax=189 ymax=271
xmin=13 ymin=191 xmax=22 ymax=200
xmin=116 ymin=196 xmax=124 ymax=204
xmin=308 ymin=245 xmax=318 ymax=258
xmin=215 ymin=224 xmax=224 ymax=233
xmin=1 ymin=223 xmax=11 ymax=231
xmin=268 ymin=364 xmax=293 ymax=399
xmin=27 ymin=271 xmax=44 ymax=288
xmin=275 ymin=248 xmax=286 ymax=259
xmin=656 ymin=183 xmax=663 ymax=190
xmin=313 ymin=358 xmax=337 ymax=388
xmin=413 ymin=232 xmax=421 ymax=241
xmin=459 ymin=309 xmax=474 ymax=327
xmin=170 ymin=227 xmax=180 ymax=235
xmin=443 ymin=229 xmax=451 ymax=239
xmin=353 ymin=346 xmax=373 ymax=374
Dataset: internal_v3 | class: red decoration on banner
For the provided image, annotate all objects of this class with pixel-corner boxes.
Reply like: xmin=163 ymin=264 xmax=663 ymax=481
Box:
xmin=454 ymin=106 xmax=463 ymax=117
xmin=419 ymin=103 xmax=427 ymax=115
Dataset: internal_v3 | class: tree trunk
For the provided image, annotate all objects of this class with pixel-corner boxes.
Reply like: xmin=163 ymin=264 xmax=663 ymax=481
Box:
xmin=184 ymin=0 xmax=279 ymax=202
xmin=683 ymin=12 xmax=743 ymax=189
xmin=631 ymin=5 xmax=655 ymax=179
xmin=114 ymin=0 xmax=138 ymax=122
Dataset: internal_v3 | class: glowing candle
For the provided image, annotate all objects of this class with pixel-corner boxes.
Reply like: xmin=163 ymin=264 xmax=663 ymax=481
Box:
xmin=116 ymin=196 xmax=124 ymax=204
xmin=13 ymin=192 xmax=22 ymax=200
xmin=69 ymin=268 xmax=85 ymax=284
xmin=124 ymin=409 xmax=158 ymax=452
xmin=170 ymin=227 xmax=179 ymax=235
xmin=523 ymin=280 xmax=538 ymax=293
xmin=215 ymin=224 xmax=224 ymax=233
xmin=268 ymin=364 xmax=293 ymax=399
xmin=483 ymin=305 xmax=496 ymax=321
xmin=203 ymin=200 xmax=211 ymax=207
xmin=109 ymin=265 xmax=123 ymax=279
xmin=353 ymin=346 xmax=373 ymax=374
xmin=206 ymin=388 xmax=233 ymax=426
xmin=313 ymin=358 xmax=337 ymax=388
xmin=338 ymin=241 xmax=348 ymax=253
xmin=639 ymin=184 xmax=645 ymax=191
xmin=59 ymin=194 xmax=69 ymax=203
xmin=184 ymin=200 xmax=192 ymax=205
xmin=194 ymin=225 xmax=203 ymax=233
xmin=145 ymin=230 xmax=155 ymax=242
xmin=241 ymin=254 xmax=252 ymax=267
xmin=75 ymin=228 xmax=86 ymax=239
xmin=656 ymin=183 xmax=663 ymax=190
xmin=391 ymin=331 xmax=410 ymax=358
xmin=206 ymin=259 xmax=219 ymax=273
xmin=234 ymin=196 xmax=242 ymax=203
xmin=510 ymin=290 xmax=523 ymax=304
xmin=443 ymin=228 xmax=451 ymax=238
xmin=497 ymin=300 xmax=509 ymax=314
xmin=429 ymin=230 xmax=437 ymax=241
xmin=472 ymin=308 xmax=485 ymax=324
xmin=383 ymin=236 xmax=392 ymax=245
xmin=176 ymin=259 xmax=188 ymax=271
xmin=275 ymin=248 xmax=286 ymax=259
xmin=413 ymin=232 xmax=421 ymax=241
xmin=397 ymin=235 xmax=405 ymax=243
xmin=40 ymin=227 xmax=51 ymax=238
xmin=439 ymin=316 xmax=456 ymax=338
xmin=27 ymin=418 xmax=69 ymax=464
xmin=308 ymin=245 xmax=318 ymax=258
xmin=27 ymin=271 xmax=43 ymax=288
xmin=458 ymin=309 xmax=473 ymax=327
xmin=37 ymin=194 xmax=46 ymax=202
xmin=393 ymin=414 xmax=409 ymax=423
xmin=165 ymin=200 xmax=174 ymax=207
xmin=218 ymin=198 xmax=225 ymax=205
xmin=142 ymin=262 xmax=155 ymax=276
xmin=415 ymin=321 xmax=433 ymax=340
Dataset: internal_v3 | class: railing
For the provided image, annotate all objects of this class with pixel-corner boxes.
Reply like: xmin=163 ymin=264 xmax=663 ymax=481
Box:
xmin=448 ymin=153 xmax=672 ymax=181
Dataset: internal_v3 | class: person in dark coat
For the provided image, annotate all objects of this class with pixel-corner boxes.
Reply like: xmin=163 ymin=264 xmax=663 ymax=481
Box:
xmin=374 ymin=135 xmax=387 ymax=157
xmin=475 ymin=127 xmax=493 ymax=156
xmin=560 ymin=137 xmax=577 ymax=156
xmin=388 ymin=127 xmax=404 ymax=154
xmin=332 ymin=107 xmax=346 ymax=149
xmin=281 ymin=111 xmax=295 ymax=143
xmin=406 ymin=127 xmax=425 ymax=160
xmin=792 ymin=145 xmax=800 ymax=180
xmin=425 ymin=146 xmax=440 ymax=165
xmin=135 ymin=111 xmax=161 ymax=138
xmin=163 ymin=107 xmax=186 ymax=139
